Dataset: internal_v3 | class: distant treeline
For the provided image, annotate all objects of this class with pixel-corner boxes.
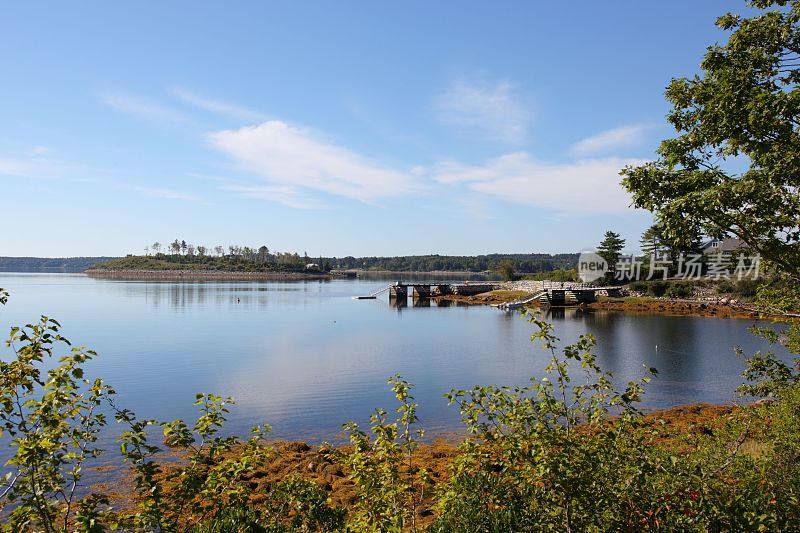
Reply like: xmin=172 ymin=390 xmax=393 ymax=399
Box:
xmin=0 ymin=257 xmax=118 ymax=273
xmin=1 ymin=253 xmax=580 ymax=274
xmin=327 ymin=253 xmax=579 ymax=273
xmin=137 ymin=240 xmax=580 ymax=274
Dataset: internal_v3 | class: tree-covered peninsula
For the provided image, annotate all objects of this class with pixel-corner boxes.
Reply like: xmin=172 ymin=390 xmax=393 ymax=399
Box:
xmin=87 ymin=238 xmax=580 ymax=276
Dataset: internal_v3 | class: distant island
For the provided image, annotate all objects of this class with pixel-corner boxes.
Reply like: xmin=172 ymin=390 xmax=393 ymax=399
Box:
xmin=86 ymin=251 xmax=579 ymax=281
xmin=86 ymin=251 xmax=329 ymax=280
xmin=3 ymin=242 xmax=580 ymax=280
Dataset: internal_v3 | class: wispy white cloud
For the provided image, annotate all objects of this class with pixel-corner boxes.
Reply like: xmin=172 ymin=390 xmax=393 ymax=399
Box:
xmin=27 ymin=145 xmax=49 ymax=156
xmin=101 ymin=92 xmax=192 ymax=124
xmin=187 ymin=171 xmax=325 ymax=208
xmin=0 ymin=151 xmax=200 ymax=203
xmin=222 ymin=184 xmax=328 ymax=209
xmin=0 ymin=155 xmax=96 ymax=182
xmin=208 ymin=121 xmax=421 ymax=204
xmin=130 ymin=185 xmax=201 ymax=202
xmin=435 ymin=78 xmax=529 ymax=143
xmin=187 ymin=172 xmax=328 ymax=209
xmin=172 ymin=87 xmax=268 ymax=123
xmin=433 ymin=152 xmax=645 ymax=214
xmin=0 ymin=157 xmax=47 ymax=178
xmin=570 ymin=124 xmax=650 ymax=156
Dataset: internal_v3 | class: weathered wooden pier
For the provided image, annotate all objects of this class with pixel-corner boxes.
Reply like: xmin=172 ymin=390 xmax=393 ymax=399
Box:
xmin=390 ymin=282 xmax=498 ymax=298
xmin=354 ymin=282 xmax=500 ymax=300
xmin=355 ymin=280 xmax=623 ymax=309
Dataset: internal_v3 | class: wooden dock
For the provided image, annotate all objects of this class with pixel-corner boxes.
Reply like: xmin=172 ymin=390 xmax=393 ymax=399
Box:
xmin=355 ymin=281 xmax=500 ymax=300
xmin=354 ymin=280 xmax=622 ymax=308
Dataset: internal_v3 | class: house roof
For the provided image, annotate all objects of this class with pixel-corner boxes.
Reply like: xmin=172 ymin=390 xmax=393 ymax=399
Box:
xmin=701 ymin=238 xmax=748 ymax=253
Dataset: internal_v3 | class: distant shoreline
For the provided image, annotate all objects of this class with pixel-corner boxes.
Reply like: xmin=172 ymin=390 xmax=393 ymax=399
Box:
xmin=83 ymin=268 xmax=494 ymax=282
xmin=336 ymin=269 xmax=491 ymax=279
xmin=84 ymin=269 xmax=331 ymax=281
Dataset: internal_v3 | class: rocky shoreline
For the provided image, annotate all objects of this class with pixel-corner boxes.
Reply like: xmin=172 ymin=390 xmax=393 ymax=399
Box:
xmin=101 ymin=402 xmax=739 ymax=524
xmin=84 ymin=269 xmax=331 ymax=281
xmin=588 ymin=296 xmax=763 ymax=319
xmin=434 ymin=286 xmax=776 ymax=320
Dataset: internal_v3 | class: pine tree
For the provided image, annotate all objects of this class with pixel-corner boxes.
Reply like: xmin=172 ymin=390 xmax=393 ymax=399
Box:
xmin=597 ymin=231 xmax=625 ymax=274
xmin=640 ymin=225 xmax=663 ymax=257
xmin=258 ymin=246 xmax=269 ymax=264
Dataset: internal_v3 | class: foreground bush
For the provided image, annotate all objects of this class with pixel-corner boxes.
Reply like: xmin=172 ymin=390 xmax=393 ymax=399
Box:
xmin=0 ymin=288 xmax=798 ymax=531
xmin=431 ymin=315 xmax=800 ymax=531
xmin=628 ymin=279 xmax=705 ymax=299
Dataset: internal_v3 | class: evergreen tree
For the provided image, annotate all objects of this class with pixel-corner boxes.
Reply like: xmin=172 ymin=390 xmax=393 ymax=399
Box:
xmin=597 ymin=231 xmax=625 ymax=276
xmin=639 ymin=225 xmax=663 ymax=257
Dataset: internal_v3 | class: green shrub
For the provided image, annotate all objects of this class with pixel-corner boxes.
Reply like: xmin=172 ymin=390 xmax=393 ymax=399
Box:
xmin=0 ymin=289 xmax=114 ymax=532
xmin=734 ymin=279 xmax=761 ymax=298
xmin=337 ymin=375 xmax=431 ymax=531
xmin=629 ymin=280 xmax=697 ymax=298
xmin=716 ymin=279 xmax=736 ymax=294
xmin=528 ymin=269 xmax=578 ymax=282
xmin=716 ymin=279 xmax=764 ymax=299
xmin=666 ymin=281 xmax=695 ymax=298
xmin=192 ymin=474 xmax=345 ymax=532
xmin=496 ymin=260 xmax=516 ymax=281
xmin=191 ymin=506 xmax=266 ymax=533
xmin=647 ymin=280 xmax=669 ymax=297
xmin=433 ymin=312 xmax=663 ymax=531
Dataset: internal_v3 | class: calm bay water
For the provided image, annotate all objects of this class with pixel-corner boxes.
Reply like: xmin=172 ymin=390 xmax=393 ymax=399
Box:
xmin=0 ymin=273 xmax=788 ymax=446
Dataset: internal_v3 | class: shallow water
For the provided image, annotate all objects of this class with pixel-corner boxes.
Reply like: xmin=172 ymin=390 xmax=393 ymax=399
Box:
xmin=0 ymin=273 xmax=788 ymax=446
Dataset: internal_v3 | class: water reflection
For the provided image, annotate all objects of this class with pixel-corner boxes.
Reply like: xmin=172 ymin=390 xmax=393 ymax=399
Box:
xmin=389 ymin=297 xmax=408 ymax=310
xmin=0 ymin=274 xmax=789 ymax=445
xmin=126 ymin=281 xmax=320 ymax=311
xmin=413 ymin=297 xmax=431 ymax=308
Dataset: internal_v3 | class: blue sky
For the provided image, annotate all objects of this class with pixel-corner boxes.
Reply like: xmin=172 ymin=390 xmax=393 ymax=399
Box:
xmin=1 ymin=1 xmax=742 ymax=257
